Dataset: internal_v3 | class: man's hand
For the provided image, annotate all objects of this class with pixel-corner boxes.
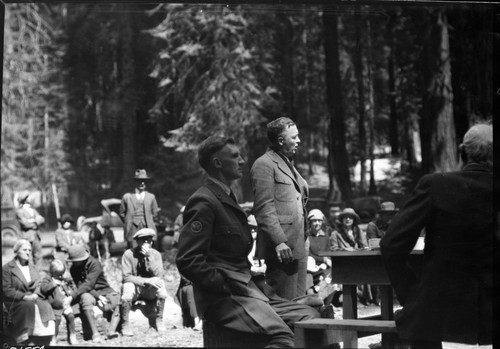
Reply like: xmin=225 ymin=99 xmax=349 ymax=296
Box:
xmin=97 ymin=295 xmax=109 ymax=308
xmin=275 ymin=242 xmax=293 ymax=264
xmin=63 ymin=296 xmax=73 ymax=309
xmin=23 ymin=293 xmax=38 ymax=302
xmin=140 ymin=243 xmax=151 ymax=256
xmin=146 ymin=277 xmax=163 ymax=289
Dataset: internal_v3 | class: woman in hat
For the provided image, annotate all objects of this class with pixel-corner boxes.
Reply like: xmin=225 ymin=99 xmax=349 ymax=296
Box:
xmin=329 ymin=208 xmax=368 ymax=251
xmin=55 ymin=213 xmax=85 ymax=262
xmin=329 ymin=208 xmax=371 ymax=306
xmin=2 ymin=239 xmax=56 ymax=345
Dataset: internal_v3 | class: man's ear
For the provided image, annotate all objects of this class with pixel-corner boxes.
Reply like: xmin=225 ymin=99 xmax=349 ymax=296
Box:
xmin=278 ymin=137 xmax=284 ymax=146
xmin=212 ymin=157 xmax=222 ymax=169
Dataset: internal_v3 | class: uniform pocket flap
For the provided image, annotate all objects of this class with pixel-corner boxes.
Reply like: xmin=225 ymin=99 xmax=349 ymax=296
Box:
xmin=278 ymin=215 xmax=294 ymax=224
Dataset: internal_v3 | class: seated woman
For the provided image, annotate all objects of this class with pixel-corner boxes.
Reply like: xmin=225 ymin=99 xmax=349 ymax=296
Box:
xmin=329 ymin=208 xmax=368 ymax=251
xmin=2 ymin=239 xmax=56 ymax=345
xmin=329 ymin=208 xmax=372 ymax=305
xmin=305 ymin=209 xmax=332 ymax=294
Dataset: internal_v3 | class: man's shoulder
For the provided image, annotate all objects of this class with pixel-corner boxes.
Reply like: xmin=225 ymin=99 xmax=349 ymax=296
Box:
xmin=252 ymin=151 xmax=278 ymax=169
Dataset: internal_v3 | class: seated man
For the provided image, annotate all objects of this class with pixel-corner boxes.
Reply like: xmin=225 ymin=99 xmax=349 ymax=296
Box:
xmin=176 ymin=135 xmax=319 ymax=348
xmin=120 ymin=228 xmax=167 ymax=336
xmin=65 ymin=245 xmax=120 ymax=342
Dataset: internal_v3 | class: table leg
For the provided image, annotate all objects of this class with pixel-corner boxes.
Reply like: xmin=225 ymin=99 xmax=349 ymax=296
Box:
xmin=380 ymin=286 xmax=399 ymax=348
xmin=342 ymin=284 xmax=358 ymax=347
xmin=342 ymin=284 xmax=358 ymax=319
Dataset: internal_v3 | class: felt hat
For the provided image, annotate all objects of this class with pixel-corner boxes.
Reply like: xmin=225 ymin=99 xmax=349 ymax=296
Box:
xmin=133 ymin=228 xmax=156 ymax=240
xmin=338 ymin=208 xmax=360 ymax=223
xmin=133 ymin=169 xmax=151 ymax=180
xmin=17 ymin=190 xmax=31 ymax=204
xmin=67 ymin=245 xmax=90 ymax=262
xmin=59 ymin=213 xmax=74 ymax=224
xmin=379 ymin=201 xmax=398 ymax=212
xmin=307 ymin=209 xmax=325 ymax=221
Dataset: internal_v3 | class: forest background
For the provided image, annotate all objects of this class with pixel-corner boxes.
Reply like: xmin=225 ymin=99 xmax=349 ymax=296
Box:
xmin=1 ymin=2 xmax=497 ymax=227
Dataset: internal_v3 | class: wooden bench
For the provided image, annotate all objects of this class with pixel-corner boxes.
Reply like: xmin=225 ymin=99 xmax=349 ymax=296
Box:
xmin=294 ymin=318 xmax=400 ymax=348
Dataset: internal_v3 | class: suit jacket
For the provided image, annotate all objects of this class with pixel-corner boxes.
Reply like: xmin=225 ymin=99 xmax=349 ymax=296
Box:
xmin=2 ymin=259 xmax=55 ymax=338
xmin=119 ymin=191 xmax=158 ymax=241
xmin=250 ymin=150 xmax=309 ymax=261
xmin=16 ymin=206 xmax=44 ymax=231
xmin=176 ymin=180 xmax=267 ymax=317
xmin=380 ymin=163 xmax=493 ymax=344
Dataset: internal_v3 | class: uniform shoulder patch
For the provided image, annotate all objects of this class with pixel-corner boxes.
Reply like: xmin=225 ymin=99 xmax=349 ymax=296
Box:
xmin=190 ymin=221 xmax=203 ymax=233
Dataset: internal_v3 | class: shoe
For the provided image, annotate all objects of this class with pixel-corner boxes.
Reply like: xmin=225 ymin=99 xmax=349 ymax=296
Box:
xmin=107 ymin=331 xmax=119 ymax=339
xmin=368 ymin=341 xmax=382 ymax=349
xmin=320 ymin=304 xmax=335 ymax=319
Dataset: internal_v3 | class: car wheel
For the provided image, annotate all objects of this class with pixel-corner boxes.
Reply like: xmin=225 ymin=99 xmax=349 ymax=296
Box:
xmin=1 ymin=227 xmax=19 ymax=247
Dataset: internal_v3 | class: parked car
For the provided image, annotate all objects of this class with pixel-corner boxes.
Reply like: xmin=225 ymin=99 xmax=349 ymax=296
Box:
xmin=76 ymin=198 xmax=173 ymax=254
xmin=1 ymin=205 xmax=20 ymax=247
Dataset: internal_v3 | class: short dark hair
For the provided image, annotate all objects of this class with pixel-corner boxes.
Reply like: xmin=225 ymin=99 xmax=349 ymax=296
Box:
xmin=267 ymin=116 xmax=296 ymax=145
xmin=198 ymin=135 xmax=235 ymax=172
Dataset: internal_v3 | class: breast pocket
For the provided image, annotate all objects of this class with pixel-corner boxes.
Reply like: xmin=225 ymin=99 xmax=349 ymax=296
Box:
xmin=274 ymin=175 xmax=296 ymax=202
xmin=212 ymin=225 xmax=245 ymax=256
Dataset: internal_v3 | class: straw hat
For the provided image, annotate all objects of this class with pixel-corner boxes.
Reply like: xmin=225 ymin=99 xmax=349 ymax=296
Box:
xmin=379 ymin=201 xmax=398 ymax=212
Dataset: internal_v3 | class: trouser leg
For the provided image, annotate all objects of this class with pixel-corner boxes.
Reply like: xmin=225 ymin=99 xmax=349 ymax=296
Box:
xmin=265 ymin=259 xmax=299 ymax=300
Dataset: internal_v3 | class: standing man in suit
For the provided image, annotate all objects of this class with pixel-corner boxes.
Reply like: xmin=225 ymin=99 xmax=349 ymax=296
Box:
xmin=250 ymin=116 xmax=309 ymax=300
xmin=16 ymin=190 xmax=45 ymax=265
xmin=119 ymin=169 xmax=159 ymax=249
xmin=176 ymin=135 xmax=319 ymax=348
xmin=380 ymin=122 xmax=493 ymax=349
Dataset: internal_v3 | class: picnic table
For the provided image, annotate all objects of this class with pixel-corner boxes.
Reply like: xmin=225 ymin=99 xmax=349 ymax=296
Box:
xmin=316 ymin=248 xmax=424 ymax=347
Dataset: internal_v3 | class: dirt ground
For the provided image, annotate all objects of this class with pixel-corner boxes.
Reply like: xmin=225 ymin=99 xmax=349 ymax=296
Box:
xmin=2 ymin=249 xmax=493 ymax=349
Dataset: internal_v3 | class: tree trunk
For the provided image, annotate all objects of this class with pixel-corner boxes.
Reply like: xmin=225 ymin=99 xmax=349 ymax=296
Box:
xmin=366 ymin=18 xmax=377 ymax=195
xmin=420 ymin=8 xmax=457 ymax=173
xmin=354 ymin=13 xmax=367 ymax=196
xmin=387 ymin=14 xmax=400 ymax=156
xmin=119 ymin=5 xmax=137 ymax=187
xmin=323 ymin=7 xmax=352 ymax=205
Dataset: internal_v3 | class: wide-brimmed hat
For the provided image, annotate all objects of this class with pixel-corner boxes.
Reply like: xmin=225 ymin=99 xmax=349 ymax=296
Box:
xmin=67 ymin=245 xmax=90 ymax=262
xmin=379 ymin=201 xmax=398 ymax=213
xmin=133 ymin=228 xmax=156 ymax=240
xmin=59 ymin=213 xmax=74 ymax=224
xmin=17 ymin=190 xmax=31 ymax=204
xmin=307 ymin=209 xmax=324 ymax=222
xmin=133 ymin=169 xmax=151 ymax=180
xmin=338 ymin=208 xmax=360 ymax=223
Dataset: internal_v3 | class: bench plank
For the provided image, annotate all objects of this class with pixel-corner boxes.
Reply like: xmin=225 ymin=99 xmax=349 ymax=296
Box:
xmin=294 ymin=319 xmax=397 ymax=348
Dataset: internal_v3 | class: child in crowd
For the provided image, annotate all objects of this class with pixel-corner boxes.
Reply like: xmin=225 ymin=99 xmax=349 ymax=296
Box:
xmin=40 ymin=259 xmax=79 ymax=345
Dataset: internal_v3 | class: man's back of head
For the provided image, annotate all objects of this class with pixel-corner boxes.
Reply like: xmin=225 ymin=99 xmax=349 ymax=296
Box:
xmin=459 ymin=122 xmax=492 ymax=166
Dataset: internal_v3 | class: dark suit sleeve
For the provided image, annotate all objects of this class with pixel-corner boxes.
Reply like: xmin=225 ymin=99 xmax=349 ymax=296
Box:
xmin=176 ymin=196 xmax=230 ymax=296
xmin=380 ymin=175 xmax=432 ymax=305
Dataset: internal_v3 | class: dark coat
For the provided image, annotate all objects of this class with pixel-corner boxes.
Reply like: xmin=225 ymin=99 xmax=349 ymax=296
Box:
xmin=380 ymin=163 xmax=493 ymax=344
xmin=176 ymin=180 xmax=254 ymax=316
xmin=119 ymin=191 xmax=158 ymax=242
xmin=250 ymin=150 xmax=309 ymax=261
xmin=2 ymin=259 xmax=55 ymax=339
xmin=69 ymin=255 xmax=116 ymax=302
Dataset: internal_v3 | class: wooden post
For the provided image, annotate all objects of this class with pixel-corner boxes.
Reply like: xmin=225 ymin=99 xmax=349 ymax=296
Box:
xmin=52 ymin=183 xmax=61 ymax=229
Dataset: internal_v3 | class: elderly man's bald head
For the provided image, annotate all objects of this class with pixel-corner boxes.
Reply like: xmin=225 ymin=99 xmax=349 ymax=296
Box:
xmin=460 ymin=123 xmax=492 ymax=166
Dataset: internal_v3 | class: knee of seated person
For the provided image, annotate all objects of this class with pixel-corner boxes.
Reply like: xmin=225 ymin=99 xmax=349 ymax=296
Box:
xmin=121 ymin=282 xmax=136 ymax=301
xmin=79 ymin=293 xmax=96 ymax=310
